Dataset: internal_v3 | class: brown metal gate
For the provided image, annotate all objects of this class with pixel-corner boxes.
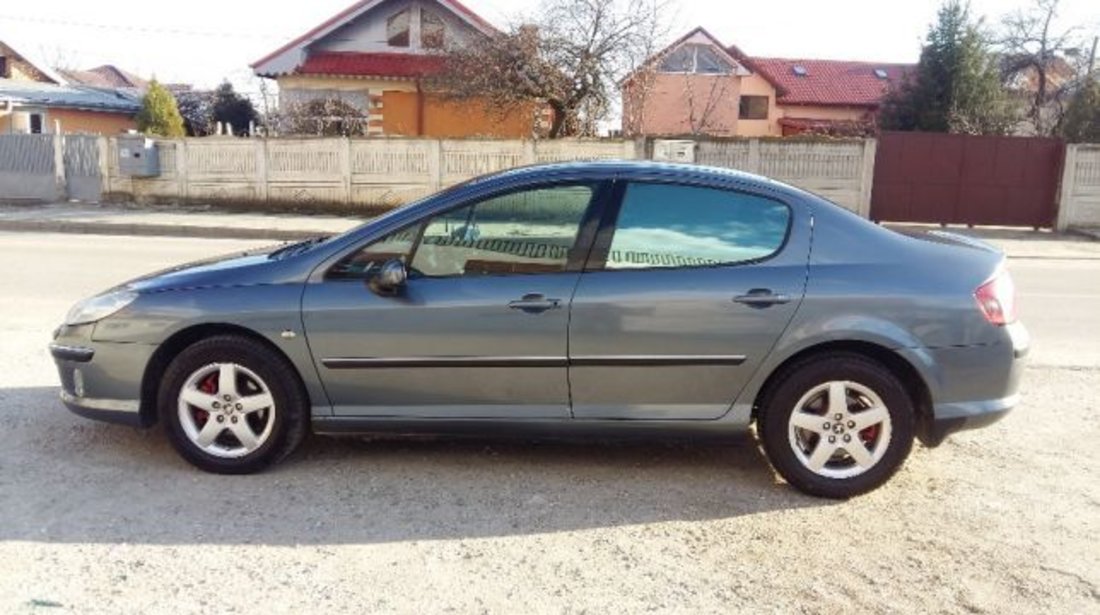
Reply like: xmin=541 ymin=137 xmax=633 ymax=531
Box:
xmin=870 ymin=131 xmax=1064 ymax=228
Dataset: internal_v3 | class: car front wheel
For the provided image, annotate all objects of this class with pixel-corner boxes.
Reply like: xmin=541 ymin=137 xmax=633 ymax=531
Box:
xmin=159 ymin=335 xmax=308 ymax=474
xmin=757 ymin=353 xmax=915 ymax=499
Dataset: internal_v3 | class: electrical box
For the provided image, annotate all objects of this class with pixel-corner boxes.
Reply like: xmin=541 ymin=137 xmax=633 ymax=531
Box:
xmin=652 ymin=140 xmax=696 ymax=164
xmin=117 ymin=136 xmax=160 ymax=177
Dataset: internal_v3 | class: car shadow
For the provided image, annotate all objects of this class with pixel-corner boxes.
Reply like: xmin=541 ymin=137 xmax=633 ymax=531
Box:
xmin=0 ymin=386 xmax=833 ymax=546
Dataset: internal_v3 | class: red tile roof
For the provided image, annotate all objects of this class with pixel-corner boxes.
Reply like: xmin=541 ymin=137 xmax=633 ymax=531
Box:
xmin=747 ymin=57 xmax=913 ymax=107
xmin=298 ymin=52 xmax=446 ymax=78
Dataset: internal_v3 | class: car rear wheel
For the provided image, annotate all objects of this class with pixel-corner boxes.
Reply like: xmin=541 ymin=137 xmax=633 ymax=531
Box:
xmin=757 ymin=352 xmax=915 ymax=499
xmin=159 ymin=335 xmax=308 ymax=474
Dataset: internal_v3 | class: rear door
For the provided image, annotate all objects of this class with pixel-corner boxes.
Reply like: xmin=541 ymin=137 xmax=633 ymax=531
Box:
xmin=568 ymin=181 xmax=810 ymax=420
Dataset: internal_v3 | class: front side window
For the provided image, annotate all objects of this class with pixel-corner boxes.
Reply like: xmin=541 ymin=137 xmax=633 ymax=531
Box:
xmin=605 ymin=183 xmax=789 ymax=269
xmin=411 ymin=185 xmax=595 ymax=277
xmin=421 ymin=10 xmax=445 ymax=49
xmin=329 ymin=223 xmax=422 ymax=279
xmin=387 ymin=9 xmax=411 ymax=47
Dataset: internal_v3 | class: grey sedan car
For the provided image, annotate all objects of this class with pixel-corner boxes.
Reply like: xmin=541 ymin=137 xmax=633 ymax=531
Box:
xmin=50 ymin=161 xmax=1028 ymax=498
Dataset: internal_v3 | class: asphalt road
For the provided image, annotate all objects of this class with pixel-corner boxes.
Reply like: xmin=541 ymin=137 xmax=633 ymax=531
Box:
xmin=0 ymin=232 xmax=1098 ymax=614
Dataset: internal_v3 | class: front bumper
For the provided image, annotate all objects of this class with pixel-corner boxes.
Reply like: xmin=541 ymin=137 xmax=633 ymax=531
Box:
xmin=50 ymin=325 xmax=156 ymax=428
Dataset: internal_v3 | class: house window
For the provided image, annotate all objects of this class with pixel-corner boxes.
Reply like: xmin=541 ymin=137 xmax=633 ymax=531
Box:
xmin=29 ymin=113 xmax=45 ymax=134
xmin=659 ymin=44 xmax=734 ymax=75
xmin=739 ymin=95 xmax=769 ymax=120
xmin=387 ymin=9 xmax=411 ymax=47
xmin=0 ymin=56 xmax=8 ymax=78
xmin=421 ymin=10 xmax=445 ymax=49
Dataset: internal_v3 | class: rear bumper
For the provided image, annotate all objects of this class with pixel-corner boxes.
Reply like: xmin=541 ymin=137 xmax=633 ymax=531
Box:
xmin=910 ymin=321 xmax=1029 ymax=447
xmin=922 ymin=394 xmax=1017 ymax=447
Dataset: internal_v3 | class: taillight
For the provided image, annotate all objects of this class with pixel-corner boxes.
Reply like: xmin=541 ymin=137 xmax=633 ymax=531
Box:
xmin=975 ymin=268 xmax=1017 ymax=325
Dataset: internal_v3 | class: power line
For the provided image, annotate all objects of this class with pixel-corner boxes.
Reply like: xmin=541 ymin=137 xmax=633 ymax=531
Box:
xmin=0 ymin=13 xmax=286 ymax=41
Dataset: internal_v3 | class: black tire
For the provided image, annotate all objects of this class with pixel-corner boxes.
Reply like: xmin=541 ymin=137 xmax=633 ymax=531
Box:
xmin=757 ymin=352 xmax=915 ymax=499
xmin=158 ymin=334 xmax=308 ymax=474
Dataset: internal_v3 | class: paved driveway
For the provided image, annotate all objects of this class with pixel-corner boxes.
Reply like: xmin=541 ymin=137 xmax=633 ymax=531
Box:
xmin=0 ymin=232 xmax=1097 ymax=614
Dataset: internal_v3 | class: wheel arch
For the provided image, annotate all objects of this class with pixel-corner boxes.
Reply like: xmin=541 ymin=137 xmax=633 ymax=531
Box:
xmin=139 ymin=323 xmax=305 ymax=427
xmin=750 ymin=340 xmax=934 ymax=436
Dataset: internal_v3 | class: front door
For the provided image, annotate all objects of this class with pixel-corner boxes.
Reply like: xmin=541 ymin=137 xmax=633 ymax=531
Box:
xmin=568 ymin=181 xmax=809 ymax=420
xmin=302 ymin=182 xmax=606 ymax=418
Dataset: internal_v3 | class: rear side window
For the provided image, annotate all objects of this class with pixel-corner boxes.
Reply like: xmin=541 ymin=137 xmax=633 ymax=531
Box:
xmin=605 ymin=183 xmax=789 ymax=269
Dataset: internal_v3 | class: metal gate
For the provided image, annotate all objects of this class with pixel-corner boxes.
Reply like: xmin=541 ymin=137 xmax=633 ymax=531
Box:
xmin=63 ymin=135 xmax=103 ymax=202
xmin=870 ymin=131 xmax=1064 ymax=228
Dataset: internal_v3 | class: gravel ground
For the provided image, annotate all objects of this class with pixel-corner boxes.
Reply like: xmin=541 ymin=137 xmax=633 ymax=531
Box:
xmin=1 ymin=232 xmax=1098 ymax=614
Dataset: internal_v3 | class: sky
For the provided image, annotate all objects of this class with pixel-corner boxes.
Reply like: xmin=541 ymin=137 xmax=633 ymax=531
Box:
xmin=2 ymin=0 xmax=1098 ymax=100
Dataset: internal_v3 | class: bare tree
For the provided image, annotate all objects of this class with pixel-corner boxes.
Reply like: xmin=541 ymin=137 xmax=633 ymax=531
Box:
xmin=434 ymin=0 xmax=671 ymax=138
xmin=999 ymin=0 xmax=1088 ymax=135
xmin=682 ymin=72 xmax=733 ymax=136
xmin=274 ymin=98 xmax=369 ymax=137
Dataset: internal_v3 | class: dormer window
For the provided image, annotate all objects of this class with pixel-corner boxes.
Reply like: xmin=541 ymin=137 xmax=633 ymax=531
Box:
xmin=874 ymin=68 xmax=889 ymax=79
xmin=659 ymin=44 xmax=733 ymax=75
xmin=387 ymin=9 xmax=411 ymax=47
xmin=792 ymin=65 xmax=808 ymax=77
xmin=421 ymin=10 xmax=445 ymax=49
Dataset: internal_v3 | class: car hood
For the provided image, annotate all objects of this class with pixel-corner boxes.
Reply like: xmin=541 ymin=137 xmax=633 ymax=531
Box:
xmin=122 ymin=243 xmax=295 ymax=292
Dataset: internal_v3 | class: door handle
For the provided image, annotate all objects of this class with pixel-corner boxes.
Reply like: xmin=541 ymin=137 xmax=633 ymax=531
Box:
xmin=733 ymin=289 xmax=791 ymax=307
xmin=508 ymin=293 xmax=562 ymax=314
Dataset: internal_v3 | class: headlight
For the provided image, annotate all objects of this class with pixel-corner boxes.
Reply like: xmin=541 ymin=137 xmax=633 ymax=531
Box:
xmin=65 ymin=290 xmax=139 ymax=326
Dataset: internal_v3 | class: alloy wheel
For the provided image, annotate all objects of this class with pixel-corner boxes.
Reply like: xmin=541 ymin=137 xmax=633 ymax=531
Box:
xmin=177 ymin=362 xmax=276 ymax=459
xmin=787 ymin=380 xmax=893 ymax=479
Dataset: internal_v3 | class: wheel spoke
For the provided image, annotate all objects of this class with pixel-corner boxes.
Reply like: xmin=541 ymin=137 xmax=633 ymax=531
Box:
xmin=230 ymin=420 xmax=259 ymax=450
xmin=238 ymin=393 xmax=274 ymax=415
xmin=196 ymin=419 xmax=224 ymax=447
xmin=844 ymin=438 xmax=875 ymax=468
xmin=180 ymin=388 xmax=217 ymax=412
xmin=790 ymin=411 xmax=827 ymax=434
xmin=851 ymin=406 xmax=889 ymax=431
xmin=806 ymin=439 xmax=836 ymax=471
xmin=217 ymin=363 xmax=238 ymax=398
xmin=827 ymin=381 xmax=848 ymax=416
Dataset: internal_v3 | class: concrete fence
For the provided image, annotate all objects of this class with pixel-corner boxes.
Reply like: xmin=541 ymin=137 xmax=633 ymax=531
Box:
xmin=1058 ymin=144 xmax=1100 ymax=231
xmin=0 ymin=134 xmax=884 ymax=216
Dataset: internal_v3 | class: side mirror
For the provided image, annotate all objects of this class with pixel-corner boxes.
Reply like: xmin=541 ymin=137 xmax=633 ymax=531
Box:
xmin=368 ymin=259 xmax=407 ymax=296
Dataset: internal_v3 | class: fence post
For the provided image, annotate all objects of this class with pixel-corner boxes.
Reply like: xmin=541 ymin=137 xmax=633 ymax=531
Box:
xmin=523 ymin=140 xmax=537 ymax=165
xmin=341 ymin=137 xmax=353 ymax=204
xmin=177 ymin=139 xmax=189 ymax=202
xmin=747 ymin=138 xmax=761 ymax=173
xmin=428 ymin=139 xmax=443 ymax=191
xmin=52 ymin=132 xmax=66 ymax=201
xmin=858 ymin=139 xmax=878 ymax=219
xmin=1056 ymin=144 xmax=1078 ymax=232
xmin=96 ymin=137 xmax=110 ymax=201
xmin=256 ymin=138 xmax=269 ymax=203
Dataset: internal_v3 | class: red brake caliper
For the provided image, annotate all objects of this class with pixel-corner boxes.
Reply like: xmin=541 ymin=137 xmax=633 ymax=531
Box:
xmin=193 ymin=373 xmax=219 ymax=425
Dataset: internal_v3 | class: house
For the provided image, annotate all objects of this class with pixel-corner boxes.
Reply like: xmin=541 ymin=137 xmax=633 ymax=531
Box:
xmin=59 ymin=65 xmax=149 ymax=92
xmin=251 ymin=0 xmax=535 ymax=138
xmin=0 ymin=40 xmax=139 ymax=135
xmin=622 ymin=28 xmax=913 ymax=138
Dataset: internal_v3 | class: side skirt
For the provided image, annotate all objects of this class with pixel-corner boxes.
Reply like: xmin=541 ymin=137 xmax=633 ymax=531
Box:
xmin=311 ymin=415 xmax=751 ymax=441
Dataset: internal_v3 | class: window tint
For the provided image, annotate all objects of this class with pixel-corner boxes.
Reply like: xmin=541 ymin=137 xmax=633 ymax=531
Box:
xmin=329 ymin=223 xmax=423 ymax=279
xmin=387 ymin=9 xmax=411 ymax=47
xmin=606 ymin=183 xmax=788 ymax=269
xmin=411 ymin=185 xmax=595 ymax=277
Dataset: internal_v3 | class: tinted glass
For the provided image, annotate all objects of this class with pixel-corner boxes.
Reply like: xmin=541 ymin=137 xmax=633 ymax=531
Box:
xmin=606 ymin=183 xmax=788 ymax=269
xmin=411 ymin=185 xmax=595 ymax=277
xmin=329 ymin=223 xmax=423 ymax=279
